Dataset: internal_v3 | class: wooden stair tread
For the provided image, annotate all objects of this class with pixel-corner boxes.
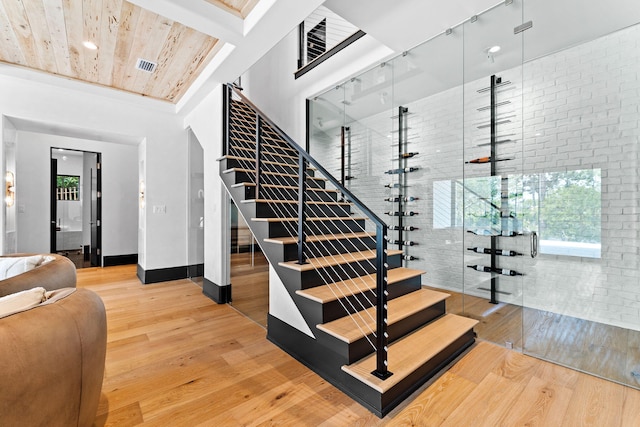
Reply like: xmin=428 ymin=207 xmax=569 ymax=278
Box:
xmin=278 ymin=249 xmax=402 ymax=272
xmin=296 ymin=268 xmax=425 ymax=303
xmin=341 ymin=314 xmax=479 ymax=393
xmin=316 ymin=288 xmax=450 ymax=343
xmin=241 ymin=199 xmax=351 ymax=207
xmin=231 ymin=182 xmax=338 ymax=193
xmin=252 ymin=216 xmax=366 ymax=223
xmin=264 ymin=231 xmax=374 ymax=246
xmin=222 ymin=167 xmax=326 ymax=181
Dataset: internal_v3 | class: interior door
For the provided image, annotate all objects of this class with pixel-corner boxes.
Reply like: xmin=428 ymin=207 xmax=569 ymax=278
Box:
xmin=50 ymin=158 xmax=58 ymax=253
xmin=90 ymin=154 xmax=102 ymax=266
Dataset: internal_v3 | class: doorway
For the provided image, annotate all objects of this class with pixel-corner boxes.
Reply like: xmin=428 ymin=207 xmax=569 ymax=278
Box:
xmin=50 ymin=148 xmax=101 ymax=268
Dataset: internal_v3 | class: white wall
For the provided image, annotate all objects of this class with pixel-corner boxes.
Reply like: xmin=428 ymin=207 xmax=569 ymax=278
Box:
xmin=242 ymin=29 xmax=393 ymax=143
xmin=0 ymin=72 xmax=188 ymax=270
xmin=16 ymin=132 xmax=138 ymax=257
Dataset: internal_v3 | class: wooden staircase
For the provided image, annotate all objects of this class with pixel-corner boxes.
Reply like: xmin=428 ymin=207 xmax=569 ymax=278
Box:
xmin=218 ymin=86 xmax=478 ymax=417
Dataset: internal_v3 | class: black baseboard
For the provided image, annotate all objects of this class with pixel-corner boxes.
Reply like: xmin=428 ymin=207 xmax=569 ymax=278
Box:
xmin=187 ymin=263 xmax=204 ymax=277
xmin=202 ymin=278 xmax=231 ymax=304
xmin=137 ymin=264 xmax=188 ymax=284
xmin=104 ymin=254 xmax=138 ymax=267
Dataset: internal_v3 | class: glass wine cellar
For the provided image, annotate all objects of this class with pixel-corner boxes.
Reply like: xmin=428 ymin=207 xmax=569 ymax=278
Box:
xmin=308 ymin=0 xmax=640 ymax=388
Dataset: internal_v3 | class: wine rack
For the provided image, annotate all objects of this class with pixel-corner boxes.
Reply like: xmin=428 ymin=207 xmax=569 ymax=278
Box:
xmin=465 ymin=75 xmax=522 ymax=304
xmin=385 ymin=105 xmax=420 ymax=263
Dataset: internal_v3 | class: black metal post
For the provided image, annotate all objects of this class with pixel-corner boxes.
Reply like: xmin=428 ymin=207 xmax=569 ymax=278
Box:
xmin=255 ymin=116 xmax=263 ymax=200
xmin=397 ymin=106 xmax=408 ymax=251
xmin=298 ymin=22 xmax=305 ymax=69
xmin=222 ymin=84 xmax=231 ymax=156
xmin=371 ymin=223 xmax=392 ymax=379
xmin=490 ymin=75 xmax=498 ymax=304
xmin=340 ymin=126 xmax=346 ymax=186
xmin=297 ymin=153 xmax=308 ymax=265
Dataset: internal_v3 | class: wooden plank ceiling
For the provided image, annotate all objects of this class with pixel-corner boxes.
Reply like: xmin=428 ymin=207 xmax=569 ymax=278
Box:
xmin=0 ymin=0 xmax=259 ymax=103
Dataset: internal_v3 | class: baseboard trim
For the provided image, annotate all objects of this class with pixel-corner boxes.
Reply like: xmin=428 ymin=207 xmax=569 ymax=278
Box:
xmin=104 ymin=254 xmax=138 ymax=267
xmin=137 ymin=264 xmax=188 ymax=284
xmin=202 ymin=278 xmax=231 ymax=304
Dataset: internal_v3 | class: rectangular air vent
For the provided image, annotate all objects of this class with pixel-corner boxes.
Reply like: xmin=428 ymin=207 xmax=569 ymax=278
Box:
xmin=135 ymin=58 xmax=157 ymax=73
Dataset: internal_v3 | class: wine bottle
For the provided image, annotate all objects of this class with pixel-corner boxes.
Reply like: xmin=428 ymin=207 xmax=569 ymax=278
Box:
xmin=385 ymin=167 xmax=420 ymax=174
xmin=467 ymin=247 xmax=522 ymax=257
xmin=499 ymin=249 xmax=522 ymax=257
xmin=404 ymin=196 xmax=419 ymax=202
xmin=465 ymin=157 xmax=514 ymax=164
xmin=467 ymin=247 xmax=492 ymax=254
xmin=497 ymin=268 xmax=522 ymax=276
xmin=384 ymin=197 xmax=400 ymax=202
xmin=384 ymin=183 xmax=401 ymax=188
xmin=467 ymin=265 xmax=492 ymax=272
xmin=387 ymin=239 xmax=401 ymax=245
xmin=388 ymin=225 xmax=419 ymax=231
xmin=385 ymin=211 xmax=418 ymax=216
xmin=466 ymin=229 xmax=495 ymax=236
xmin=400 ymin=152 xmax=418 ymax=158
xmin=344 ymin=175 xmax=355 ymax=180
xmin=403 ymin=255 xmax=419 ymax=261
xmin=403 ymin=241 xmax=417 ymax=246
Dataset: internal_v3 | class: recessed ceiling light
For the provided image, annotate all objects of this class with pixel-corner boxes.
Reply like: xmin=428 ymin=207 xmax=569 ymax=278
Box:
xmin=488 ymin=45 xmax=501 ymax=54
xmin=83 ymin=41 xmax=97 ymax=50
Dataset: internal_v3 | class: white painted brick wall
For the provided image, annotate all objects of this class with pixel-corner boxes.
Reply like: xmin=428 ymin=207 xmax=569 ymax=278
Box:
xmin=310 ymin=23 xmax=640 ymax=331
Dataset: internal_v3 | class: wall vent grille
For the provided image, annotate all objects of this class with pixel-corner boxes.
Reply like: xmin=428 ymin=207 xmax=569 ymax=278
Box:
xmin=135 ymin=58 xmax=157 ymax=73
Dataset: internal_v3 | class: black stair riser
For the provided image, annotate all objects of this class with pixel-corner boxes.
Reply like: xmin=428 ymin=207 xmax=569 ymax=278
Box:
xmin=252 ymin=218 xmax=366 ymax=239
xmin=278 ymin=252 xmax=402 ymax=290
xmin=278 ymin=236 xmax=376 ymax=262
xmin=296 ymin=277 xmax=422 ymax=326
xmin=317 ymin=300 xmax=447 ymax=365
xmin=227 ymin=169 xmax=326 ymax=189
xmin=250 ymin=202 xmax=351 ymax=219
xmin=222 ymin=157 xmax=316 ymax=178
xmin=229 ymin=137 xmax=295 ymax=157
xmin=238 ymin=185 xmax=338 ymax=203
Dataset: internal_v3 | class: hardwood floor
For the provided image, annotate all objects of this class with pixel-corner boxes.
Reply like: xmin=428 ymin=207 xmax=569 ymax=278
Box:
xmin=434 ymin=286 xmax=640 ymax=388
xmin=230 ymin=251 xmax=269 ymax=327
xmin=80 ymin=265 xmax=640 ymax=426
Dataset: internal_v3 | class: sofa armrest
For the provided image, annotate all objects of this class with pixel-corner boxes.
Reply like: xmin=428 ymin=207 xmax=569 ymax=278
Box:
xmin=0 ymin=288 xmax=106 ymax=427
xmin=0 ymin=254 xmax=76 ymax=297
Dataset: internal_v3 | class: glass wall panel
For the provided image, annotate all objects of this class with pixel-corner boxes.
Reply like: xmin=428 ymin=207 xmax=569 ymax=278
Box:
xmin=389 ymin=31 xmax=464 ymax=310
xmin=462 ymin=1 xmax=525 ymax=349
xmin=522 ymin=0 xmax=640 ymax=388
xmin=307 ymin=0 xmax=640 ymax=389
xmin=229 ymin=201 xmax=269 ymax=327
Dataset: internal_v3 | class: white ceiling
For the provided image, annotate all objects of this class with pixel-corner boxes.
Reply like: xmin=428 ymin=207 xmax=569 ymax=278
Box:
xmin=313 ymin=0 xmax=640 ymax=124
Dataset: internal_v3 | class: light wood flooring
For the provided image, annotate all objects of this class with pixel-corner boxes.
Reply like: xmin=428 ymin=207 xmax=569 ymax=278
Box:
xmin=80 ymin=265 xmax=640 ymax=426
xmin=434 ymin=287 xmax=640 ymax=388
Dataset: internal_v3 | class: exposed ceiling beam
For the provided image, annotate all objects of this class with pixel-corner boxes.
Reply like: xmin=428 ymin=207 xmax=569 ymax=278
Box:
xmin=127 ymin=0 xmax=244 ymax=45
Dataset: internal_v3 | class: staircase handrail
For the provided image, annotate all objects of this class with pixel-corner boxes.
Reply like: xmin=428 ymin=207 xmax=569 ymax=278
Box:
xmin=224 ymin=83 xmax=392 ymax=380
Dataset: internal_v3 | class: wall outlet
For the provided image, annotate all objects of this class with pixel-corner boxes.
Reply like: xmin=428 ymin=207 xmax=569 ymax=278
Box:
xmin=153 ymin=205 xmax=166 ymax=214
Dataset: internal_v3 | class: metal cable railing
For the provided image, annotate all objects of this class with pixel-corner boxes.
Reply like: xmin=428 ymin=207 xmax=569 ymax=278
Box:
xmin=223 ymin=84 xmax=393 ymax=379
xmin=227 ymin=115 xmax=380 ymax=337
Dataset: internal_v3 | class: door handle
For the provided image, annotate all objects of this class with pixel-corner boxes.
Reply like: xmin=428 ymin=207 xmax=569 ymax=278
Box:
xmin=530 ymin=231 xmax=538 ymax=258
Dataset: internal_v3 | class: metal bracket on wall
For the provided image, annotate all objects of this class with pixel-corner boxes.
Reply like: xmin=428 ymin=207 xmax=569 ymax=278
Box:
xmin=514 ymin=21 xmax=533 ymax=34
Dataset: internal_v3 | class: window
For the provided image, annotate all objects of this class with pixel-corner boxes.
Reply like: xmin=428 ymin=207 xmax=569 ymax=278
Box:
xmin=433 ymin=168 xmax=601 ymax=258
xmin=56 ymin=175 xmax=80 ymax=201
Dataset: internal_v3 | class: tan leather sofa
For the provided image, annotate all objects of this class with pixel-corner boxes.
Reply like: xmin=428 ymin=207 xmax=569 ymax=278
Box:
xmin=0 ymin=254 xmax=107 ymax=427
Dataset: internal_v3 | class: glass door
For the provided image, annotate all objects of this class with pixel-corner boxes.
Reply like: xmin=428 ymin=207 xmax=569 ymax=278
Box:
xmin=521 ymin=0 xmax=640 ymax=388
xmin=462 ymin=0 xmax=525 ymax=349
